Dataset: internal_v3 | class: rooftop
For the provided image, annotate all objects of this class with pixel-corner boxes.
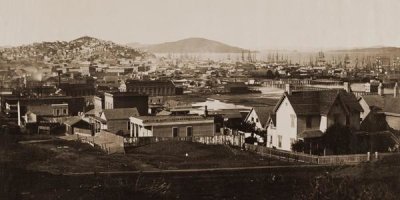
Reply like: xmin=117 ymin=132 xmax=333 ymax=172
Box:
xmin=276 ymin=89 xmax=363 ymax=115
xmin=103 ymin=108 xmax=139 ymax=120
xmin=132 ymin=115 xmax=213 ymax=123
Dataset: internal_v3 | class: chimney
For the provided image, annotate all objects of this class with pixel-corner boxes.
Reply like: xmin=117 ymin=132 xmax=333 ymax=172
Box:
xmin=378 ymin=82 xmax=384 ymax=96
xmin=394 ymin=82 xmax=399 ymax=98
xmin=343 ymin=82 xmax=351 ymax=93
xmin=285 ymin=84 xmax=292 ymax=95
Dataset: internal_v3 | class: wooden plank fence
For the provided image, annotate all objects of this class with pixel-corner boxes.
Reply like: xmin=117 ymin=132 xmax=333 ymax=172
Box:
xmin=244 ymin=144 xmax=400 ymax=165
xmin=124 ymin=135 xmax=245 ymax=148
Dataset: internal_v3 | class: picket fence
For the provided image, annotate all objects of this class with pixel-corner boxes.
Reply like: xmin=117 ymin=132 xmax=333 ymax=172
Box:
xmin=243 ymin=144 xmax=395 ymax=165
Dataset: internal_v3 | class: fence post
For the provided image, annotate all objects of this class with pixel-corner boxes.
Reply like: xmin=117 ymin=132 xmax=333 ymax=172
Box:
xmin=367 ymin=152 xmax=370 ymax=161
xmin=375 ymin=152 xmax=378 ymax=160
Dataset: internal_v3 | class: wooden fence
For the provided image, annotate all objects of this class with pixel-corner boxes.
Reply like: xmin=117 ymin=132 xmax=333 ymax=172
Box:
xmin=124 ymin=135 xmax=245 ymax=148
xmin=244 ymin=144 xmax=396 ymax=165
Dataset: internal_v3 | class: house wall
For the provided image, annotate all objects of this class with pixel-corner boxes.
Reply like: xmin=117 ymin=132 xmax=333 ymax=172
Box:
xmin=326 ymin=100 xmax=360 ymax=130
xmin=349 ymin=111 xmax=361 ymax=130
xmin=359 ymin=98 xmax=371 ymax=121
xmin=266 ymin=121 xmax=276 ymax=148
xmin=296 ymin=115 xmax=321 ymax=135
xmin=274 ymin=97 xmax=297 ymax=151
xmin=245 ymin=109 xmax=264 ymax=130
xmin=327 ymin=102 xmax=347 ymax=128
xmin=386 ymin=115 xmax=400 ymax=130
xmin=104 ymin=95 xmax=148 ymax=115
xmin=152 ymin=123 xmax=214 ymax=137
xmin=107 ymin=119 xmax=130 ymax=135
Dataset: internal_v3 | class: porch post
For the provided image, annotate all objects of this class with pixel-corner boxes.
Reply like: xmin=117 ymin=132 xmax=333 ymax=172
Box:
xmin=129 ymin=122 xmax=133 ymax=137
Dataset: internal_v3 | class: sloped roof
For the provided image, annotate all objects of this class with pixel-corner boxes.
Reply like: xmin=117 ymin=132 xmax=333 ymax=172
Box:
xmin=383 ymin=97 xmax=400 ymax=114
xmin=298 ymin=130 xmax=324 ymax=139
xmin=361 ymin=95 xmax=400 ymax=114
xmin=103 ymin=108 xmax=139 ymax=120
xmin=362 ymin=95 xmax=385 ymax=110
xmin=275 ymin=89 xmax=362 ymax=115
xmin=63 ymin=116 xmax=83 ymax=126
xmin=252 ymin=106 xmax=274 ymax=127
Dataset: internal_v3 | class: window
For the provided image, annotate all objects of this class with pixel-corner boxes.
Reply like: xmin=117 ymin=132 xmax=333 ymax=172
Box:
xmin=127 ymin=122 xmax=130 ymax=130
xmin=186 ymin=126 xmax=193 ymax=137
xmin=256 ymin=118 xmax=259 ymax=123
xmin=251 ymin=117 xmax=254 ymax=122
xmin=56 ymin=109 xmax=60 ymax=116
xmin=290 ymin=114 xmax=296 ymax=128
xmin=278 ymin=135 xmax=282 ymax=148
xmin=63 ymin=109 xmax=67 ymax=115
xmin=270 ymin=135 xmax=273 ymax=145
xmin=306 ymin=116 xmax=312 ymax=128
xmin=172 ymin=127 xmax=178 ymax=137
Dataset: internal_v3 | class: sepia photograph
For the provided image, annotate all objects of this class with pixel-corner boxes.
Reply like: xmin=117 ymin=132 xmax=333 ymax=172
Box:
xmin=0 ymin=0 xmax=400 ymax=199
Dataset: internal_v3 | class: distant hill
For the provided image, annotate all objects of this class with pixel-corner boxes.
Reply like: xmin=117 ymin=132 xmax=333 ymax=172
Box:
xmin=130 ymin=38 xmax=246 ymax=53
xmin=329 ymin=47 xmax=400 ymax=55
xmin=0 ymin=36 xmax=152 ymax=64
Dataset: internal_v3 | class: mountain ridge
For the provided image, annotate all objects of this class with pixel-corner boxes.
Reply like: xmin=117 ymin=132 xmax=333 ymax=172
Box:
xmin=127 ymin=37 xmax=247 ymax=53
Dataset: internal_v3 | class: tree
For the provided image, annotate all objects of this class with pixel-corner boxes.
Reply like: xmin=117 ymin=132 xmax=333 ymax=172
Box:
xmin=239 ymin=121 xmax=256 ymax=133
xmin=322 ymin=124 xmax=355 ymax=155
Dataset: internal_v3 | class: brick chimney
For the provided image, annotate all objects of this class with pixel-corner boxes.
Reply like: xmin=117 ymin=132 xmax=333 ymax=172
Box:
xmin=285 ymin=84 xmax=292 ymax=95
xmin=394 ymin=82 xmax=399 ymax=98
xmin=378 ymin=82 xmax=384 ymax=96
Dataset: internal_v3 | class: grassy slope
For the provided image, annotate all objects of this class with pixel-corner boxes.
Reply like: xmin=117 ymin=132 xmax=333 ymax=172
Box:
xmin=127 ymin=141 xmax=289 ymax=169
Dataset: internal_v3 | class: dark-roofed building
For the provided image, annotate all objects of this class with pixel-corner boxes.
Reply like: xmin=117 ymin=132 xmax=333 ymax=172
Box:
xmin=64 ymin=117 xmax=92 ymax=135
xmin=103 ymin=92 xmax=148 ymax=115
xmin=359 ymin=95 xmax=400 ymax=131
xmin=268 ymin=89 xmax=363 ymax=151
xmin=92 ymin=108 xmax=140 ymax=136
xmin=129 ymin=115 xmax=215 ymax=138
xmin=125 ymin=80 xmax=178 ymax=96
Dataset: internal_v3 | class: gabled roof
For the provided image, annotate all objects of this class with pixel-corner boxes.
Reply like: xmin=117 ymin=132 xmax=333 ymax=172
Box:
xmin=102 ymin=108 xmax=139 ymax=120
xmin=248 ymin=106 xmax=274 ymax=127
xmin=361 ymin=95 xmax=400 ymax=115
xmin=361 ymin=95 xmax=385 ymax=110
xmin=274 ymin=89 xmax=362 ymax=116
xmin=63 ymin=116 xmax=83 ymax=126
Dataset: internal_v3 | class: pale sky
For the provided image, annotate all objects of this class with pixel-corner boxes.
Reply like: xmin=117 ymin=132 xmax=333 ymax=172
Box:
xmin=1 ymin=0 xmax=400 ymax=50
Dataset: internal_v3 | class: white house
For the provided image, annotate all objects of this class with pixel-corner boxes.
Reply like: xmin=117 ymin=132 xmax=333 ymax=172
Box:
xmin=267 ymin=85 xmax=363 ymax=151
xmin=244 ymin=106 xmax=274 ymax=131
